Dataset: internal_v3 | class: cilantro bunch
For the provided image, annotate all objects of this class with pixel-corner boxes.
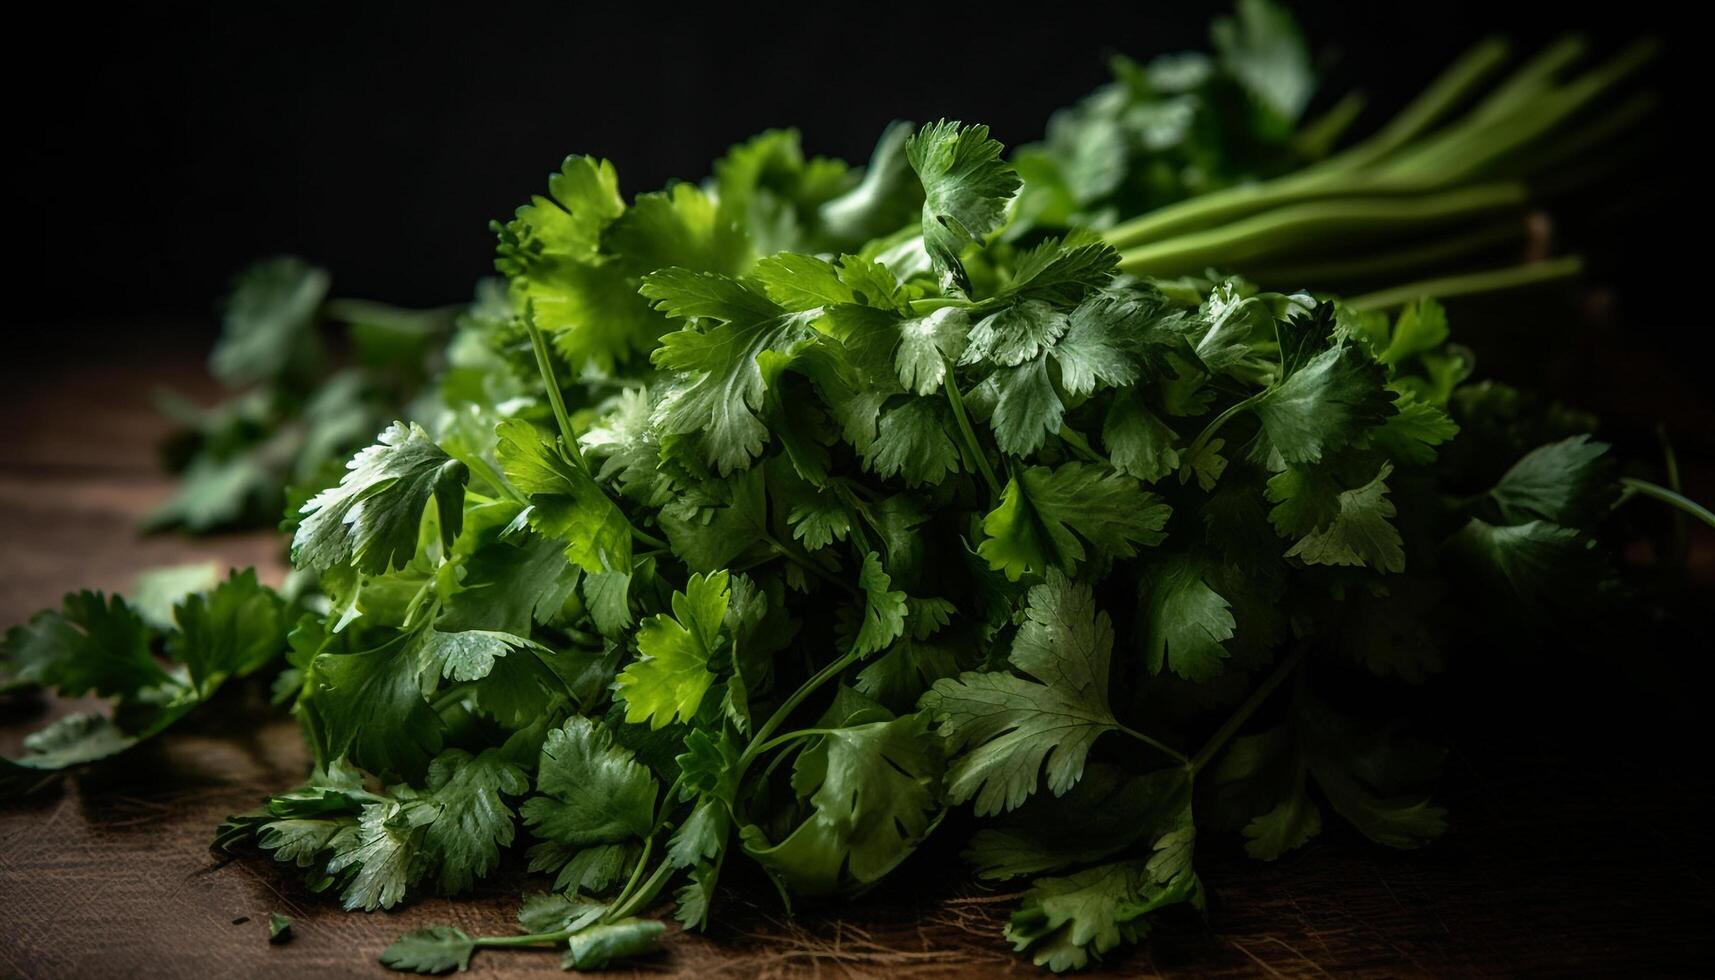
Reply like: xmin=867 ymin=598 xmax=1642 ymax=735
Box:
xmin=6 ymin=2 xmax=1704 ymax=974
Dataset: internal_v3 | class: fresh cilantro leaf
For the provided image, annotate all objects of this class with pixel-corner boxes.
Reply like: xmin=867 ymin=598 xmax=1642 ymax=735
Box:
xmin=293 ymin=422 xmax=468 ymax=575
xmin=1378 ymin=297 xmax=1449 ymax=367
xmin=1 ymin=713 xmax=143 ymax=795
xmin=439 ymin=533 xmax=580 ymax=635
xmin=863 ymin=399 xmax=962 ymax=486
xmin=1447 ymin=517 xmax=1603 ymax=610
xmin=496 ymin=418 xmax=631 ymax=574
xmin=615 ymin=571 xmax=729 ymax=729
xmin=1253 ymin=340 xmax=1397 ymax=465
xmin=1212 ymin=0 xmax=1314 ymax=128
xmin=786 ymin=491 xmax=851 ymax=551
xmin=1284 ymin=463 xmax=1405 ymax=573
xmin=893 ymin=308 xmax=970 ymax=395
xmin=985 ymin=356 xmax=1065 ymax=456
xmin=1368 ymin=389 xmax=1458 ymax=466
xmin=420 ymin=748 xmax=528 ymax=894
xmin=496 ymin=155 xmax=746 ymax=372
xmin=905 ymin=120 xmax=1021 ymax=293
xmin=523 ymin=717 xmax=659 ymax=848
xmin=327 ymin=794 xmax=435 ymax=910
xmin=853 ymin=552 xmax=908 ymax=656
xmin=312 ymin=634 xmax=446 ymax=782
xmin=379 ymin=926 xmax=475 ymax=975
xmin=168 ymin=568 xmax=288 ymax=697
xmin=963 ymin=300 xmax=1068 ymax=368
xmin=1001 ymin=233 xmax=1121 ymax=306
xmin=742 ymin=711 xmax=943 ymax=895
xmin=1103 ymin=393 xmax=1181 ymax=483
xmin=1 ymin=591 xmax=165 ymax=698
xmin=209 ymin=256 xmax=329 ymax=386
xmin=414 ymin=629 xmax=537 ymax=684
xmin=1138 ymin=557 xmax=1235 ymax=681
xmin=978 ymin=464 xmax=1171 ymax=581
xmin=1488 ymin=434 xmax=1614 ymax=527
xmin=1004 ymin=858 xmax=1198 ymax=972
xmin=922 ymin=571 xmax=1118 ymax=815
xmin=644 ymin=269 xmax=819 ymax=474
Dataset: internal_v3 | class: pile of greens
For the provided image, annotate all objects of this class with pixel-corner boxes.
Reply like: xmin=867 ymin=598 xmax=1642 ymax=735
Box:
xmin=5 ymin=2 xmax=1702 ymax=973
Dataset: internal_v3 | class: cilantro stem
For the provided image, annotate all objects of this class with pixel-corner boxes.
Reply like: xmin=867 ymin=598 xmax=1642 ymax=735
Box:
xmin=1248 ymin=218 xmax=1526 ymax=287
xmin=1190 ymin=647 xmax=1306 ymax=775
xmin=1616 ymin=477 xmax=1715 ymax=530
xmin=631 ymin=525 xmax=670 ymax=551
xmin=472 ymin=933 xmax=563 ymax=949
xmin=609 ymin=836 xmax=655 ymax=912
xmin=1186 ymin=392 xmax=1259 ymax=463
xmin=1657 ymin=429 xmax=1690 ymax=565
xmin=907 ymin=296 xmax=971 ymax=315
xmin=608 ymin=858 xmax=676 ymax=921
xmin=751 ymin=727 xmax=840 ymax=757
xmin=1314 ymin=37 xmax=1514 ymax=175
xmin=1058 ymin=426 xmax=1107 ymax=467
xmin=524 ymin=310 xmax=669 ymax=552
xmin=1102 ymin=38 xmax=1511 ymax=249
xmin=524 ymin=313 xmax=590 ymax=474
xmin=1115 ymin=183 xmax=1527 ymax=278
xmin=1115 ymin=724 xmax=1191 ymax=769
xmin=430 ymin=682 xmax=478 ymax=713
xmin=738 ymin=649 xmax=862 ymax=773
xmin=1344 ymin=255 xmax=1582 ymax=312
xmin=943 ymin=363 xmax=1003 ymax=499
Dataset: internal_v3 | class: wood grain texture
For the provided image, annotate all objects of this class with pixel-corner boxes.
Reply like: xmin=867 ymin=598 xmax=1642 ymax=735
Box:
xmin=2 ymin=342 xmax=1711 ymax=979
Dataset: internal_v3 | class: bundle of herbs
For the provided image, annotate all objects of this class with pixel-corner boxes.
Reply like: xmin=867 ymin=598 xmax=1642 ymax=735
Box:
xmin=4 ymin=2 xmax=1703 ymax=974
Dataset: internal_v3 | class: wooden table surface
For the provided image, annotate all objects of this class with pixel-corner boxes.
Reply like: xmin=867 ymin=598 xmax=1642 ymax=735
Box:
xmin=3 ymin=334 xmax=1712 ymax=979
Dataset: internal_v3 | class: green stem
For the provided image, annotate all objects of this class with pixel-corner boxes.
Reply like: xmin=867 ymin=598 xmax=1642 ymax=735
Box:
xmin=608 ymin=836 xmax=654 ymax=913
xmin=1186 ymin=392 xmax=1260 ymax=463
xmin=1344 ymin=255 xmax=1583 ymax=312
xmin=739 ymin=649 xmax=863 ymax=772
xmin=752 ymin=727 xmax=841 ymax=758
xmin=1292 ymin=90 xmax=1367 ymax=160
xmin=943 ymin=364 xmax=1003 ymax=499
xmin=907 ymin=296 xmax=973 ymax=315
xmin=608 ymin=859 xmax=676 ymax=921
xmin=631 ymin=525 xmax=669 ymax=550
xmin=1464 ymin=35 xmax=1588 ymax=126
xmin=1116 ymin=724 xmax=1192 ymax=769
xmin=1116 ymin=183 xmax=1527 ymax=278
xmin=1618 ymin=477 xmax=1715 ymax=530
xmin=1312 ymin=36 xmax=1514 ymax=175
xmin=1058 ymin=426 xmax=1107 ymax=466
xmin=1248 ymin=217 xmax=1527 ymax=287
xmin=524 ymin=314 xmax=589 ymax=473
xmin=1103 ymin=38 xmax=1512 ymax=249
xmin=1374 ymin=39 xmax=1658 ymax=186
xmin=526 ymin=310 xmax=668 ymax=552
xmin=430 ymin=682 xmax=478 ymax=714
xmin=1191 ymin=648 xmax=1306 ymax=775
xmin=474 ymin=932 xmax=569 ymax=949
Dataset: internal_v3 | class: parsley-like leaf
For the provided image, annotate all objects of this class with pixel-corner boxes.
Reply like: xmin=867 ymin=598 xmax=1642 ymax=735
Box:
xmin=922 ymin=571 xmax=1118 ymax=815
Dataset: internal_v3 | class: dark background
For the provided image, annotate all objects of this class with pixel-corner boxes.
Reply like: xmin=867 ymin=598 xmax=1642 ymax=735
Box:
xmin=15 ymin=0 xmax=1700 ymax=329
